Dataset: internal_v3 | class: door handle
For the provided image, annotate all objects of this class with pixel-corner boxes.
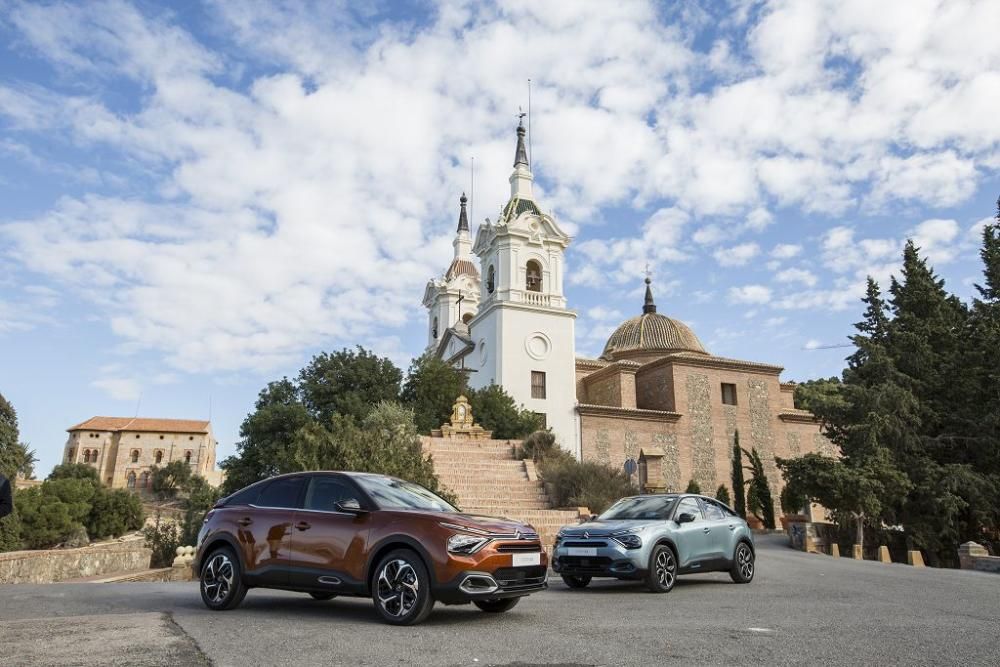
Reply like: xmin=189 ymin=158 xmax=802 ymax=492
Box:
xmin=295 ymin=521 xmax=312 ymax=531
xmin=237 ymin=517 xmax=253 ymax=527
xmin=702 ymin=527 xmax=711 ymax=534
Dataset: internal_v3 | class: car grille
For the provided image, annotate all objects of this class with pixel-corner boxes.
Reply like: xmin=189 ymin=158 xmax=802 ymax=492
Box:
xmin=494 ymin=566 xmax=547 ymax=592
xmin=558 ymin=556 xmax=612 ymax=574
xmin=561 ymin=540 xmax=609 ymax=548
xmin=496 ymin=543 xmax=542 ymax=552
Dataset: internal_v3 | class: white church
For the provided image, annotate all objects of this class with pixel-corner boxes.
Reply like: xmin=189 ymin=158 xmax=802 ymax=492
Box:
xmin=423 ymin=118 xmax=579 ymax=453
xmin=424 ymin=118 xmax=828 ymax=499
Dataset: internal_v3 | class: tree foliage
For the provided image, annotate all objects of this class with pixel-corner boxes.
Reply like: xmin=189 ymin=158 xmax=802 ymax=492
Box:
xmin=684 ymin=479 xmax=701 ymax=494
xmin=467 ymin=384 xmax=544 ymax=440
xmin=743 ymin=448 xmax=775 ymax=529
xmin=780 ymin=211 xmax=1000 ymax=563
xmin=731 ymin=431 xmax=746 ymax=518
xmin=715 ymin=484 xmax=731 ymax=507
xmin=150 ymin=460 xmax=193 ymax=499
xmin=538 ymin=457 xmax=635 ymax=515
xmin=298 ymin=347 xmax=403 ymax=424
xmin=401 ymin=353 xmax=467 ymax=434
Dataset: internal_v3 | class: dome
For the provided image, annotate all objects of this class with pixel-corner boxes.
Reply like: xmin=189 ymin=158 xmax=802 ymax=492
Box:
xmin=600 ymin=278 xmax=708 ymax=361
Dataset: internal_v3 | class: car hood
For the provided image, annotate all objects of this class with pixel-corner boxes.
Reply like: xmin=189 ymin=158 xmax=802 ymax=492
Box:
xmin=559 ymin=519 xmax=660 ymax=536
xmin=384 ymin=509 xmax=535 ymax=535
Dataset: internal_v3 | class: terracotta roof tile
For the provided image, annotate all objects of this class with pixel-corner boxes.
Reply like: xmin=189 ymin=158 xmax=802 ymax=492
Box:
xmin=68 ymin=417 xmax=210 ymax=434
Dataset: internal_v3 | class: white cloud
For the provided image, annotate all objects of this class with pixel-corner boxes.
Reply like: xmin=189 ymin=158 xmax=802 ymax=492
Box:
xmin=775 ymin=267 xmax=818 ymax=287
xmin=713 ymin=242 xmax=759 ymax=267
xmin=91 ymin=377 xmax=141 ymax=402
xmin=728 ymin=284 xmax=772 ymax=305
xmin=803 ymin=339 xmax=823 ymax=350
xmin=771 ymin=243 xmax=802 ymax=259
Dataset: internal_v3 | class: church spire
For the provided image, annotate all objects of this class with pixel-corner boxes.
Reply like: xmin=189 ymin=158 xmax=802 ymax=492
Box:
xmin=457 ymin=192 xmax=469 ymax=232
xmin=643 ymin=276 xmax=657 ymax=314
xmin=513 ymin=115 xmax=529 ymax=168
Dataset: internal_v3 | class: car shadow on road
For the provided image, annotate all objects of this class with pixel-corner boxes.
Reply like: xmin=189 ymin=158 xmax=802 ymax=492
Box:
xmin=546 ymin=576 xmax=734 ymax=594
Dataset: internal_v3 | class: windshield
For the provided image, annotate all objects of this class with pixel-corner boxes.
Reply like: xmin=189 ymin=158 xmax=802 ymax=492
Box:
xmin=355 ymin=475 xmax=457 ymax=512
xmin=599 ymin=495 xmax=678 ymax=521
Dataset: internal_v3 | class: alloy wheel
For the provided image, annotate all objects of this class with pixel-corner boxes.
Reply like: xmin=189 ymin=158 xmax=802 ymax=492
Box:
xmin=202 ymin=553 xmax=234 ymax=604
xmin=655 ymin=549 xmax=676 ymax=588
xmin=737 ymin=544 xmax=754 ymax=580
xmin=376 ymin=558 xmax=420 ymax=618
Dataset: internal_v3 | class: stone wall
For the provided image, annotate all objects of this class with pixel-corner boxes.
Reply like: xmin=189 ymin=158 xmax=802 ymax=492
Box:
xmin=0 ymin=540 xmax=152 ymax=584
xmin=635 ymin=363 xmax=675 ymax=411
xmin=958 ymin=542 xmax=1000 ymax=574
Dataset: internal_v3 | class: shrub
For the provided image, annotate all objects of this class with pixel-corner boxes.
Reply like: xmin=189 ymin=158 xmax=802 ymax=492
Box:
xmin=87 ymin=488 xmax=145 ymax=541
xmin=539 ymin=458 xmax=635 ymax=514
xmin=467 ymin=384 xmax=544 ymax=439
xmin=48 ymin=463 xmax=100 ymax=483
xmin=180 ymin=475 xmax=221 ymax=546
xmin=518 ymin=430 xmax=561 ymax=461
xmin=143 ymin=515 xmax=182 ymax=568
xmin=151 ymin=461 xmax=193 ymax=499
xmin=685 ymin=479 xmax=701 ymax=494
xmin=780 ymin=483 xmax=807 ymax=516
xmin=715 ymin=484 xmax=731 ymax=507
xmin=16 ymin=486 xmax=79 ymax=549
xmin=0 ymin=506 xmax=22 ymax=552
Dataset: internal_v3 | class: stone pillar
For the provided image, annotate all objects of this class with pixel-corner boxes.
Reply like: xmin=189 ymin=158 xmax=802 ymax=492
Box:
xmin=907 ymin=550 xmax=924 ymax=567
xmin=852 ymin=544 xmax=863 ymax=560
xmin=878 ymin=546 xmax=892 ymax=563
xmin=830 ymin=543 xmax=840 ymax=558
xmin=958 ymin=542 xmax=988 ymax=570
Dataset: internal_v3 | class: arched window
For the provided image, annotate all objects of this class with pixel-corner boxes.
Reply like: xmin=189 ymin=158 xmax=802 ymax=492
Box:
xmin=126 ymin=471 xmax=136 ymax=489
xmin=184 ymin=451 xmax=192 ymax=465
xmin=525 ymin=260 xmax=542 ymax=292
xmin=67 ymin=449 xmax=75 ymax=462
xmin=432 ymin=316 xmax=438 ymax=339
xmin=130 ymin=450 xmax=140 ymax=464
xmin=139 ymin=471 xmax=150 ymax=489
xmin=90 ymin=450 xmax=99 ymax=464
xmin=154 ymin=450 xmax=163 ymax=464
xmin=83 ymin=450 xmax=90 ymax=463
xmin=486 ymin=265 xmax=495 ymax=294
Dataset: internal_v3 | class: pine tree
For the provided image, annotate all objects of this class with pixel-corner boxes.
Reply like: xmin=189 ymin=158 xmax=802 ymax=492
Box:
xmin=685 ymin=479 xmax=701 ymax=494
xmin=731 ymin=431 xmax=745 ymax=517
xmin=743 ymin=448 xmax=775 ymax=529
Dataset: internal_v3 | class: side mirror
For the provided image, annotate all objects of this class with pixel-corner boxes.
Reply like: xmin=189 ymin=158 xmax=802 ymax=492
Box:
xmin=335 ymin=498 xmax=366 ymax=514
xmin=676 ymin=512 xmax=696 ymax=524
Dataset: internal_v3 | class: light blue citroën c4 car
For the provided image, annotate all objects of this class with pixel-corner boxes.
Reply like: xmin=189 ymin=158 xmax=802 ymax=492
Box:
xmin=551 ymin=494 xmax=755 ymax=593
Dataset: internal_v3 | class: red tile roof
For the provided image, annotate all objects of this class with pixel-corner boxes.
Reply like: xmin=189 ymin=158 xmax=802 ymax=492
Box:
xmin=67 ymin=417 xmax=210 ymax=434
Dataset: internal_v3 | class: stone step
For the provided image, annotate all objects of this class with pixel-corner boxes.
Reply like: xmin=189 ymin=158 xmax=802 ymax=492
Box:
xmin=457 ymin=502 xmax=552 ymax=510
xmin=439 ymin=479 xmax=543 ymax=489
xmin=450 ymin=493 xmax=550 ymax=503
xmin=434 ymin=460 xmax=526 ymax=468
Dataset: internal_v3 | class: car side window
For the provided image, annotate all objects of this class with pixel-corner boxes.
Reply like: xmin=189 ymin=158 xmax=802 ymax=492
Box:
xmin=702 ymin=499 xmax=726 ymax=521
xmin=225 ymin=483 xmax=263 ymax=507
xmin=304 ymin=476 xmax=359 ymax=512
xmin=256 ymin=477 xmax=306 ymax=509
xmin=676 ymin=497 xmax=704 ymax=522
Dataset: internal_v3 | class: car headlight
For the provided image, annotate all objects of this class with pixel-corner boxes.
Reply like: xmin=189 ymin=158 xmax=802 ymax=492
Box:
xmin=447 ymin=533 xmax=490 ymax=555
xmin=611 ymin=527 xmax=645 ymax=549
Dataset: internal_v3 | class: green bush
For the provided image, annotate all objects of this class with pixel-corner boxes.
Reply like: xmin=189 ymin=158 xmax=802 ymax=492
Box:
xmin=48 ymin=463 xmax=100 ymax=483
xmin=517 ymin=430 xmax=560 ymax=461
xmin=87 ymin=488 xmax=145 ymax=541
xmin=0 ymin=506 xmax=23 ymax=552
xmin=143 ymin=515 xmax=182 ymax=568
xmin=150 ymin=460 xmax=193 ymax=500
xmin=539 ymin=457 xmax=635 ymax=514
xmin=715 ymin=484 xmax=731 ymax=506
xmin=780 ymin=483 xmax=807 ymax=516
xmin=467 ymin=384 xmax=544 ymax=440
xmin=685 ymin=479 xmax=701 ymax=494
xmin=16 ymin=486 xmax=80 ymax=549
xmin=180 ymin=475 xmax=221 ymax=546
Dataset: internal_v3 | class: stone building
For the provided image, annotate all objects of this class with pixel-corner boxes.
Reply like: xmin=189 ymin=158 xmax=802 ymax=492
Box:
xmin=425 ymin=116 xmax=830 ymax=516
xmin=63 ymin=417 xmax=224 ymax=490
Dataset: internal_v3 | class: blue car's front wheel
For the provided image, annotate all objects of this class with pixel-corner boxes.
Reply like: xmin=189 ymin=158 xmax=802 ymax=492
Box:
xmin=730 ymin=542 xmax=755 ymax=584
xmin=645 ymin=544 xmax=677 ymax=593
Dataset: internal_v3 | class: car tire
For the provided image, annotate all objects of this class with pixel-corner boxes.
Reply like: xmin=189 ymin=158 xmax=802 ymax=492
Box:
xmin=200 ymin=546 xmax=249 ymax=611
xmin=309 ymin=592 xmax=337 ymax=601
xmin=371 ymin=549 xmax=435 ymax=626
xmin=561 ymin=574 xmax=592 ymax=589
xmin=473 ymin=598 xmax=520 ymax=613
xmin=645 ymin=544 xmax=677 ymax=593
xmin=730 ymin=541 xmax=755 ymax=584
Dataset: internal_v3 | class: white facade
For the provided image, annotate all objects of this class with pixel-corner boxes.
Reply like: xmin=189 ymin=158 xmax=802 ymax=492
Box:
xmin=425 ymin=121 xmax=579 ymax=455
xmin=423 ymin=194 xmax=480 ymax=350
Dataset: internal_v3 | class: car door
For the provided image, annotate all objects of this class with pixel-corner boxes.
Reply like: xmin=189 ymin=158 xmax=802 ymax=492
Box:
xmin=672 ymin=496 xmax=712 ymax=569
xmin=699 ymin=498 xmax=734 ymax=564
xmin=234 ymin=476 xmax=305 ymax=586
xmin=288 ymin=474 xmax=373 ymax=591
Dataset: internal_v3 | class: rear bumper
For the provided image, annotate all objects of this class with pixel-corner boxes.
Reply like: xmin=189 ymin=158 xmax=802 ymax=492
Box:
xmin=433 ymin=565 xmax=548 ymax=604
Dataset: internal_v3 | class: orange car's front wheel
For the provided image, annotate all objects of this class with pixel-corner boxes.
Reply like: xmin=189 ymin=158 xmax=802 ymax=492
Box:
xmin=372 ymin=549 xmax=435 ymax=625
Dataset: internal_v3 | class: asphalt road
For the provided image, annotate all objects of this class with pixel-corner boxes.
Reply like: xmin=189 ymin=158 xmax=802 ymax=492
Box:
xmin=2 ymin=535 xmax=998 ymax=666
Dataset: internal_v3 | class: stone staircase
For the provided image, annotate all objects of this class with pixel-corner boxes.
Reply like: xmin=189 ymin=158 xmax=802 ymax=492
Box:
xmin=423 ymin=437 xmax=583 ymax=550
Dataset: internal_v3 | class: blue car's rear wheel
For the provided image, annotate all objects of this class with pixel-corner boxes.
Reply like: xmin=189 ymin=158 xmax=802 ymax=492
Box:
xmin=645 ymin=544 xmax=677 ymax=593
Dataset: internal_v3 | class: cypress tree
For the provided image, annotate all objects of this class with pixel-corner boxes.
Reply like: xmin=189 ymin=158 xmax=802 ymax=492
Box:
xmin=731 ymin=430 xmax=745 ymax=518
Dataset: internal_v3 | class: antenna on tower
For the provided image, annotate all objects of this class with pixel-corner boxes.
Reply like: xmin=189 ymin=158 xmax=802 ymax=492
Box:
xmin=527 ymin=78 xmax=532 ymax=168
xmin=134 ymin=392 xmax=142 ymax=418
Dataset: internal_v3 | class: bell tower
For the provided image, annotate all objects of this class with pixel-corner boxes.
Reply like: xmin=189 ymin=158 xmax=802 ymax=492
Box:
xmin=468 ymin=118 xmax=578 ymax=453
xmin=423 ymin=193 xmax=480 ymax=351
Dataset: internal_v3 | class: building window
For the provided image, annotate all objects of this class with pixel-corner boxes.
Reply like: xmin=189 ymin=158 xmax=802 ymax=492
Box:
xmin=486 ymin=265 xmax=495 ymax=294
xmin=135 ymin=434 xmax=140 ymax=439
xmin=721 ymin=383 xmax=738 ymax=406
xmin=184 ymin=451 xmax=192 ymax=465
xmin=67 ymin=449 xmax=75 ymax=462
xmin=126 ymin=471 xmax=136 ymax=489
xmin=139 ymin=471 xmax=150 ymax=489
xmin=131 ymin=450 xmax=140 ymax=464
xmin=90 ymin=450 xmax=98 ymax=464
xmin=154 ymin=450 xmax=163 ymax=465
xmin=525 ymin=260 xmax=542 ymax=292
xmin=531 ymin=371 xmax=547 ymax=399
xmin=533 ymin=412 xmax=547 ymax=429
xmin=83 ymin=450 xmax=90 ymax=463
xmin=432 ymin=316 xmax=438 ymax=339
xmin=159 ymin=435 xmax=164 ymax=440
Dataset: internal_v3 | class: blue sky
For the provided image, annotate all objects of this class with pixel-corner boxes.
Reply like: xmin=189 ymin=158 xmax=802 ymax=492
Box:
xmin=1 ymin=1 xmax=996 ymax=478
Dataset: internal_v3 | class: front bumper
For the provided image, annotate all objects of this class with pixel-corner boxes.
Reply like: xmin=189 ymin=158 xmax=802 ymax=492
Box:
xmin=552 ymin=539 xmax=646 ymax=579
xmin=434 ymin=565 xmax=548 ymax=604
